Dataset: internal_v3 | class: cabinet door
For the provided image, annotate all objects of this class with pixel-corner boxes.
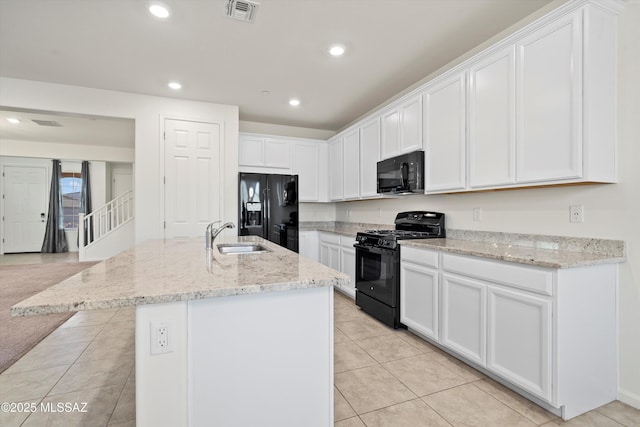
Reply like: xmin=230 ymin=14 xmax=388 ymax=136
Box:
xmin=342 ymin=129 xmax=360 ymax=199
xmin=423 ymin=72 xmax=467 ymax=192
xmin=516 ymin=13 xmax=582 ymax=183
xmin=441 ymin=273 xmax=486 ymax=366
xmin=299 ymin=231 xmax=319 ymax=262
xmin=320 ymin=234 xmax=341 ymax=271
xmin=399 ymin=95 xmax=422 ymax=153
xmin=381 ymin=108 xmax=400 ymax=159
xmin=238 ymin=136 xmax=265 ymax=167
xmin=400 ymin=261 xmax=439 ymax=340
xmin=469 ymin=47 xmax=516 ymax=188
xmin=359 ymin=117 xmax=381 ymax=198
xmin=293 ymin=142 xmax=320 ymax=202
xmin=264 ymin=139 xmax=291 ymax=169
xmin=339 ymin=244 xmax=356 ymax=299
xmin=487 ymin=285 xmax=552 ymax=401
xmin=328 ymin=138 xmax=344 ymax=200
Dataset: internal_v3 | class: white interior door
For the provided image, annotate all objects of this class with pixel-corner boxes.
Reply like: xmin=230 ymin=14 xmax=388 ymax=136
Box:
xmin=164 ymin=118 xmax=222 ymax=239
xmin=3 ymin=165 xmax=48 ymax=253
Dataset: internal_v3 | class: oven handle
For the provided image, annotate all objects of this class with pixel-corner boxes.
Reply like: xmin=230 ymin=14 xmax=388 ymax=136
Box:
xmin=354 ymin=244 xmax=396 ymax=256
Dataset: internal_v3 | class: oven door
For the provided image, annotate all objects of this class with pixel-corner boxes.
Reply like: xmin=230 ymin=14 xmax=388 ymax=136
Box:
xmin=355 ymin=244 xmax=399 ymax=307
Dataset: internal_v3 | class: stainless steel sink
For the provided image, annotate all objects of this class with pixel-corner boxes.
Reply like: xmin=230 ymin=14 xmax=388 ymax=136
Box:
xmin=216 ymin=243 xmax=270 ymax=255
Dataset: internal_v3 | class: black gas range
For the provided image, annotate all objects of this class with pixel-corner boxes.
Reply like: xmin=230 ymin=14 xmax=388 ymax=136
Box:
xmin=354 ymin=211 xmax=445 ymax=328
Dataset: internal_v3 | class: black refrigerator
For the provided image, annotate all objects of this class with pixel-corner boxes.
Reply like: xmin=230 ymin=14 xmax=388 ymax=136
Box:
xmin=238 ymin=173 xmax=299 ymax=253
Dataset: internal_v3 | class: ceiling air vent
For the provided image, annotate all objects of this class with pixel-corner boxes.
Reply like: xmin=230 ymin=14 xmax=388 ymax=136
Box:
xmin=32 ymin=119 xmax=62 ymax=127
xmin=225 ymin=0 xmax=259 ymax=23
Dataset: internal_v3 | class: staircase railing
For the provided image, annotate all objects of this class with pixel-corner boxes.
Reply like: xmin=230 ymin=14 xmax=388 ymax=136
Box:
xmin=79 ymin=190 xmax=134 ymax=248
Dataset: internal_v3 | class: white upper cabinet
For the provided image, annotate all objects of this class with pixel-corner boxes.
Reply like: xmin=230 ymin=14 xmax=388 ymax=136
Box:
xmin=242 ymin=2 xmax=619 ymax=199
xmin=359 ymin=117 xmax=381 ymax=198
xmin=422 ymin=2 xmax=618 ymax=193
xmin=342 ymin=129 xmax=361 ymax=200
xmin=241 ymin=133 xmax=327 ymax=202
xmin=515 ymin=12 xmax=582 ymax=183
xmin=380 ymin=94 xmax=423 ymax=160
xmin=328 ymin=137 xmax=344 ymax=201
xmin=264 ymin=139 xmax=291 ymax=169
xmin=399 ymin=95 xmax=422 ymax=153
xmin=380 ymin=108 xmax=400 ymax=159
xmin=239 ymin=134 xmax=291 ymax=171
xmin=238 ymin=136 xmax=265 ymax=167
xmin=423 ymin=71 xmax=467 ymax=192
xmin=468 ymin=46 xmax=516 ymax=188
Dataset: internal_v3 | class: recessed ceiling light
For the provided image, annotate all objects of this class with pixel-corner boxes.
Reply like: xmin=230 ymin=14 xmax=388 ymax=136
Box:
xmin=6 ymin=117 xmax=20 ymax=124
xmin=149 ymin=4 xmax=170 ymax=18
xmin=289 ymin=99 xmax=300 ymax=107
xmin=168 ymin=81 xmax=182 ymax=90
xmin=329 ymin=45 xmax=345 ymax=56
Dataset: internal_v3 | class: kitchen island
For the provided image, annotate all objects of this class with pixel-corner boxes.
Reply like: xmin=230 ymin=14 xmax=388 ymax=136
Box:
xmin=13 ymin=236 xmax=349 ymax=427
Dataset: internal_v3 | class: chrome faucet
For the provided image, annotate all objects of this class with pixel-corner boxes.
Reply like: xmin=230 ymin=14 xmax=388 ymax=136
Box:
xmin=205 ymin=221 xmax=235 ymax=249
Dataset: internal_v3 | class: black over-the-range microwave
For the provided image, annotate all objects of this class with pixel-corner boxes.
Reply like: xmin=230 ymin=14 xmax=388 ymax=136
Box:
xmin=376 ymin=150 xmax=425 ymax=194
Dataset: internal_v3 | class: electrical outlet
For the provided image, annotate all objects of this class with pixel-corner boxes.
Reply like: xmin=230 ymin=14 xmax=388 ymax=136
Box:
xmin=473 ymin=208 xmax=482 ymax=221
xmin=570 ymin=205 xmax=584 ymax=223
xmin=150 ymin=322 xmax=173 ymax=355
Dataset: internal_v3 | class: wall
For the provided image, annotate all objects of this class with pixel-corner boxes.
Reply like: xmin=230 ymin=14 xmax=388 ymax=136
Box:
xmin=299 ymin=202 xmax=336 ymax=222
xmin=0 ymin=156 xmax=109 ymax=253
xmin=0 ymin=77 xmax=239 ymax=244
xmin=240 ymin=120 xmax=335 ymax=140
xmin=334 ymin=2 xmax=640 ymax=407
xmin=0 ymin=139 xmax=134 ymax=163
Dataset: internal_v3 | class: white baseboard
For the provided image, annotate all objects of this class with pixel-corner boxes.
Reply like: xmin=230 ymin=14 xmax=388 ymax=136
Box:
xmin=618 ymin=388 xmax=640 ymax=410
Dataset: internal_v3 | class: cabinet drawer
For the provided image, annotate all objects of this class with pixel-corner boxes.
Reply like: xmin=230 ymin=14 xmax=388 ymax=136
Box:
xmin=319 ymin=232 xmax=340 ymax=245
xmin=442 ymin=253 xmax=553 ymax=296
xmin=339 ymin=236 xmax=356 ymax=247
xmin=400 ymin=246 xmax=439 ymax=269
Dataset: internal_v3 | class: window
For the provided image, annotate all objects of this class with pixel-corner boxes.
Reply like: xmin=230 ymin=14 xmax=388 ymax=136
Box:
xmin=61 ymin=172 xmax=82 ymax=229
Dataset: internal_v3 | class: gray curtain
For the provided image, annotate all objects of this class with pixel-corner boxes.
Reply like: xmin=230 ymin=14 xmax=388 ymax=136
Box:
xmin=41 ymin=159 xmax=68 ymax=253
xmin=79 ymin=161 xmax=92 ymax=245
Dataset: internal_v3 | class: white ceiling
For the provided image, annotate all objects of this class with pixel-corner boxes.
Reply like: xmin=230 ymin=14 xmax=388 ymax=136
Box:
xmin=0 ymin=109 xmax=135 ymax=147
xmin=0 ymin=0 xmax=553 ymax=137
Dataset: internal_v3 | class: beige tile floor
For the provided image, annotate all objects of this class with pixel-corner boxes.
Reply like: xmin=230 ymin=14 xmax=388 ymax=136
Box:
xmin=333 ymin=291 xmax=640 ymax=427
xmin=1 ymin=252 xmax=638 ymax=426
xmin=0 ymin=306 xmax=135 ymax=427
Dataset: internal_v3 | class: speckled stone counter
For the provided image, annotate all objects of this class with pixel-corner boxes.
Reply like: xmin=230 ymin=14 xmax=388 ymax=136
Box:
xmin=299 ymin=221 xmax=390 ymax=237
xmin=401 ymin=237 xmax=626 ymax=269
xmin=300 ymin=222 xmax=625 ymax=269
xmin=11 ymin=236 xmax=349 ymax=317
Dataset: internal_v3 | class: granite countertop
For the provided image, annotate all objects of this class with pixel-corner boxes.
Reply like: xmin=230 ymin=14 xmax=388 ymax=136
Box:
xmin=401 ymin=238 xmax=626 ymax=269
xmin=300 ymin=222 xmax=626 ymax=269
xmin=299 ymin=221 xmax=389 ymax=238
xmin=12 ymin=236 xmax=349 ymax=317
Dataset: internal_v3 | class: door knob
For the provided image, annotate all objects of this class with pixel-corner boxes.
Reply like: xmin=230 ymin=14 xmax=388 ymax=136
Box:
xmin=40 ymin=213 xmax=45 ymax=218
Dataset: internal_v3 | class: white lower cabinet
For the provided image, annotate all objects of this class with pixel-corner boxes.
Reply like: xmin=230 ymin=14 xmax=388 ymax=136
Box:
xmin=299 ymin=230 xmax=319 ymax=262
xmin=399 ymin=245 xmax=617 ymax=420
xmin=319 ymin=234 xmax=340 ymax=271
xmin=400 ymin=260 xmax=439 ymax=340
xmin=441 ymin=273 xmax=486 ymax=366
xmin=319 ymin=232 xmax=356 ymax=298
xmin=339 ymin=243 xmax=356 ymax=298
xmin=487 ymin=285 xmax=551 ymax=401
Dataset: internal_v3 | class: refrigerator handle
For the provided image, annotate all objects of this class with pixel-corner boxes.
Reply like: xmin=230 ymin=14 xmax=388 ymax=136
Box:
xmin=263 ymin=188 xmax=269 ymax=239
